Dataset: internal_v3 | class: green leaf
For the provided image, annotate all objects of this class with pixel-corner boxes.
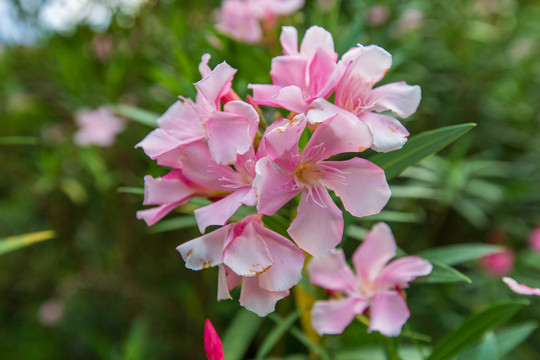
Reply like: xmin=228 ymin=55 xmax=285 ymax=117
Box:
xmin=148 ymin=216 xmax=197 ymax=233
xmin=263 ymin=215 xmax=291 ymax=238
xmin=0 ymin=230 xmax=56 ymax=255
xmin=426 ymin=299 xmax=529 ymax=360
xmin=457 ymin=321 xmax=537 ymax=360
xmin=268 ymin=314 xmax=331 ymax=360
xmin=114 ymin=104 xmax=159 ymax=127
xmin=370 ymin=123 xmax=476 ymax=180
xmin=418 ymin=244 xmax=503 ymax=266
xmin=117 ymin=187 xmax=145 ymax=195
xmin=415 ymin=260 xmax=471 ymax=284
xmin=256 ymin=311 xmax=300 ymax=360
xmin=222 ymin=309 xmax=263 ymax=360
xmin=0 ymin=136 xmax=39 ymax=145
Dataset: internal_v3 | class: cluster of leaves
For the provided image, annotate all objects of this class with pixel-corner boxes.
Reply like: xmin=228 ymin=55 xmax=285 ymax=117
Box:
xmin=1 ymin=0 xmax=540 ymax=359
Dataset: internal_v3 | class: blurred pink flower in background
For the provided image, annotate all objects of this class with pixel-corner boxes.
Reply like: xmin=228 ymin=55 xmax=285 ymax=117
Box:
xmin=529 ymin=227 xmax=540 ymax=253
xmin=503 ymin=277 xmax=540 ymax=297
xmin=480 ymin=248 xmax=514 ymax=276
xmin=38 ymin=298 xmax=64 ymax=326
xmin=308 ymin=222 xmax=432 ymax=336
xmin=367 ymin=5 xmax=390 ymax=26
xmin=216 ymin=0 xmax=304 ymax=43
xmin=204 ymin=319 xmax=225 ymax=360
xmin=73 ymin=107 xmax=125 ymax=147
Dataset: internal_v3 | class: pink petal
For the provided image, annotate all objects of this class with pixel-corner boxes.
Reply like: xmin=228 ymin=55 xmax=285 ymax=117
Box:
xmin=313 ymin=60 xmax=347 ymax=100
xmin=288 ymin=186 xmax=343 ymax=257
xmin=307 ymin=248 xmax=356 ymax=293
xmin=262 ymin=0 xmax=304 ymax=15
xmin=302 ymin=114 xmax=373 ymax=162
xmin=177 ymin=226 xmax=230 ymax=270
xmin=204 ymin=319 xmax=225 ymax=360
xmin=136 ymin=202 xmax=183 ymax=226
xmin=351 ymin=222 xmax=396 ymax=283
xmin=253 ymin=221 xmax=305 ymax=292
xmin=311 ymin=297 xmax=368 ymax=335
xmin=239 ymin=277 xmax=289 ymax=316
xmin=377 ymin=256 xmax=433 ymax=289
xmin=322 ymin=158 xmax=391 ymax=217
xmin=359 ymin=112 xmax=409 ymax=152
xmin=207 ymin=111 xmax=254 ymax=165
xmin=371 ymin=81 xmax=421 ymax=118
xmin=270 ymin=55 xmax=308 ymax=88
xmin=223 ymin=100 xmax=260 ymax=141
xmin=261 ymin=115 xmax=306 ymax=172
xmin=249 ymin=84 xmax=282 ymax=107
xmin=280 ymin=26 xmax=298 ymax=55
xmin=369 ymin=291 xmax=410 ymax=337
xmin=253 ymin=157 xmax=301 ymax=215
xmin=307 ymin=48 xmax=339 ymax=98
xmin=300 ymin=26 xmax=335 ymax=60
xmin=142 ymin=173 xmax=195 ymax=205
xmin=194 ymin=188 xmax=251 ymax=234
xmin=199 ymin=53 xmax=212 ymax=78
xmin=195 ymin=62 xmax=237 ymax=108
xmin=272 ymin=85 xmax=309 ymax=113
xmin=503 ymin=277 xmax=540 ymax=296
xmin=342 ymin=45 xmax=392 ymax=84
xmin=217 ymin=265 xmax=242 ymax=300
xmin=306 ymin=98 xmax=356 ymax=124
xmin=222 ymin=219 xmax=274 ymax=277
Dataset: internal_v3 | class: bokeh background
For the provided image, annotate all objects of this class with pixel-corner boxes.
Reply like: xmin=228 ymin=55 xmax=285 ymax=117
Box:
xmin=1 ymin=0 xmax=540 ymax=359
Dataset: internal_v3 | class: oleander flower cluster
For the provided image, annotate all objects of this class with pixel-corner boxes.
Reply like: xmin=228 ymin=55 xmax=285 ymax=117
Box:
xmin=137 ymin=25 xmax=425 ymax=332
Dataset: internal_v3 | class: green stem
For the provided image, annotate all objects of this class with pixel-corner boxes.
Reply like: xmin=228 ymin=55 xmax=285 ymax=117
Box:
xmin=381 ymin=335 xmax=401 ymax=360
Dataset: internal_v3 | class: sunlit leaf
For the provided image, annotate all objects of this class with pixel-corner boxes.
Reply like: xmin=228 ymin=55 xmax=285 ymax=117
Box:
xmin=114 ymin=104 xmax=159 ymax=127
xmin=418 ymin=244 xmax=503 ymax=266
xmin=0 ymin=230 xmax=56 ymax=255
xmin=415 ymin=260 xmax=471 ymax=284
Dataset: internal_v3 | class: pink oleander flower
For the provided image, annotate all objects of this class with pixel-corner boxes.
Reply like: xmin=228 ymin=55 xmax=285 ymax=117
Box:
xmin=73 ymin=107 xmax=125 ymax=147
xmin=250 ymin=26 xmax=346 ymax=114
xmin=177 ymin=215 xmax=304 ymax=316
xmin=529 ymin=227 xmax=540 ymax=253
xmin=137 ymin=54 xmax=259 ymax=165
xmin=503 ymin=277 xmax=540 ymax=296
xmin=307 ymin=44 xmax=421 ymax=152
xmin=254 ymin=113 xmax=390 ymax=257
xmin=216 ymin=0 xmax=304 ymax=44
xmin=137 ymin=141 xmax=258 ymax=232
xmin=480 ymin=248 xmax=514 ymax=276
xmin=308 ymin=222 xmax=432 ymax=336
xmin=204 ymin=319 xmax=225 ymax=360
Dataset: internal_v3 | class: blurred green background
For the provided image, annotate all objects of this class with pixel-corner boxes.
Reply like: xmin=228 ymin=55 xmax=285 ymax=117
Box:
xmin=1 ymin=0 xmax=540 ymax=359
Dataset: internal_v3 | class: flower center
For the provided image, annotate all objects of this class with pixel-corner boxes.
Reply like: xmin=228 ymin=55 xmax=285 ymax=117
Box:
xmin=295 ymin=162 xmax=322 ymax=187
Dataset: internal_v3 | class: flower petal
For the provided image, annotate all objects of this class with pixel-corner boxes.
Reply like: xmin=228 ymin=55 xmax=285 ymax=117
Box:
xmin=371 ymin=81 xmax=421 ymax=118
xmin=177 ymin=226 xmax=229 ymax=270
xmin=204 ymin=319 xmax=225 ymax=360
xmin=377 ymin=256 xmax=433 ymax=289
xmin=369 ymin=291 xmax=410 ymax=337
xmin=207 ymin=111 xmax=254 ymax=165
xmin=311 ymin=297 xmax=368 ymax=335
xmin=218 ymin=265 xmax=242 ymax=301
xmin=306 ymin=98 xmax=356 ymax=124
xmin=253 ymin=157 xmax=300 ymax=215
xmin=195 ymin=62 xmax=237 ymax=108
xmin=239 ymin=277 xmax=289 ymax=316
xmin=136 ymin=202 xmax=183 ymax=226
xmin=280 ymin=26 xmax=298 ymax=55
xmin=288 ymin=186 xmax=343 ymax=257
xmin=270 ymin=55 xmax=308 ymax=88
xmin=307 ymin=248 xmax=356 ymax=293
xmin=342 ymin=45 xmax=392 ymax=84
xmin=359 ymin=112 xmax=409 ymax=152
xmin=261 ymin=114 xmax=306 ymax=172
xmin=194 ymin=188 xmax=250 ymax=233
xmin=254 ymin=221 xmax=305 ymax=292
xmin=223 ymin=100 xmax=260 ymax=141
xmin=272 ymin=85 xmax=309 ymax=113
xmin=322 ymin=158 xmax=390 ymax=217
xmin=300 ymin=26 xmax=335 ymax=60
xmin=503 ymin=277 xmax=540 ymax=296
xmin=351 ymin=222 xmax=396 ymax=283
xmin=142 ymin=173 xmax=195 ymax=206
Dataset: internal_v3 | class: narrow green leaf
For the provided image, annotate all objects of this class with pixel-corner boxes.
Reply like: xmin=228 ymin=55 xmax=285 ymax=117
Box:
xmin=370 ymin=123 xmax=476 ymax=180
xmin=418 ymin=244 xmax=503 ymax=266
xmin=222 ymin=309 xmax=263 ymax=360
xmin=477 ymin=333 xmax=498 ymax=360
xmin=0 ymin=136 xmax=39 ymax=145
xmin=256 ymin=311 xmax=300 ymax=360
xmin=268 ymin=314 xmax=330 ymax=360
xmin=415 ymin=261 xmax=471 ymax=284
xmin=426 ymin=299 xmax=528 ymax=360
xmin=114 ymin=104 xmax=159 ymax=127
xmin=148 ymin=216 xmax=197 ymax=233
xmin=0 ymin=230 xmax=56 ymax=255
xmin=363 ymin=210 xmax=424 ymax=223
xmin=117 ymin=187 xmax=145 ymax=195
xmin=263 ymin=215 xmax=291 ymax=238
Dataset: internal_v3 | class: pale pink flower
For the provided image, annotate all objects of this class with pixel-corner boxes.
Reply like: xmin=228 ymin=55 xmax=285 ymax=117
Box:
xmin=38 ymin=299 xmax=64 ymax=326
xmin=250 ymin=26 xmax=346 ymax=114
xmin=367 ymin=5 xmax=390 ymax=26
xmin=254 ymin=114 xmax=390 ymax=257
xmin=480 ymin=248 xmax=514 ymax=276
xmin=216 ymin=0 xmax=304 ymax=43
xmin=529 ymin=227 xmax=540 ymax=253
xmin=177 ymin=215 xmax=304 ymax=316
xmin=503 ymin=277 xmax=540 ymax=296
xmin=137 ymin=141 xmax=259 ymax=232
xmin=308 ymin=222 xmax=432 ymax=336
xmin=137 ymin=54 xmax=259 ymax=165
xmin=307 ymin=45 xmax=421 ymax=152
xmin=204 ymin=319 xmax=225 ymax=360
xmin=73 ymin=107 xmax=125 ymax=147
